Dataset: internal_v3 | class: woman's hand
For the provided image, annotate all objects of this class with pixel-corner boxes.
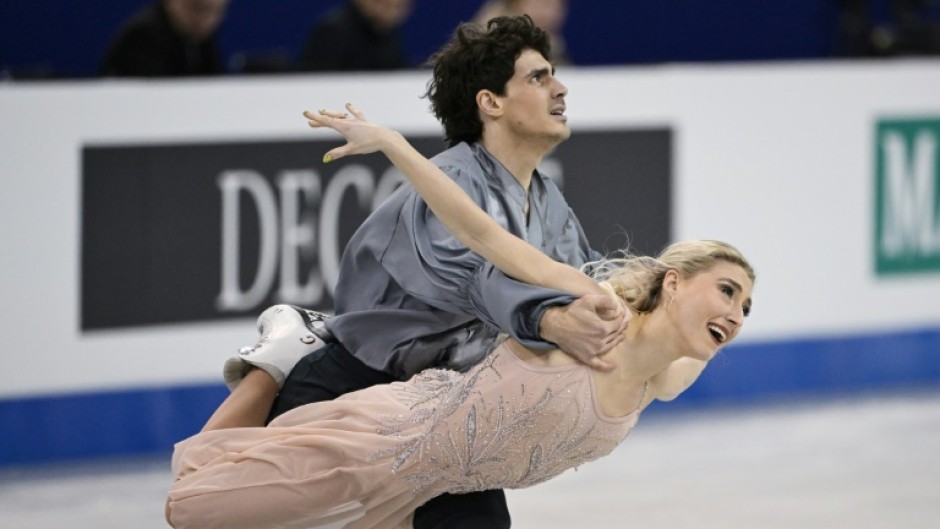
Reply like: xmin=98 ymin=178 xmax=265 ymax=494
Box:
xmin=303 ymin=103 xmax=402 ymax=163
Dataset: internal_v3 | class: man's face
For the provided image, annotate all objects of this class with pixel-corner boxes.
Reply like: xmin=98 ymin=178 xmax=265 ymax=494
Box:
xmin=165 ymin=0 xmax=229 ymax=41
xmin=497 ymin=49 xmax=570 ymax=147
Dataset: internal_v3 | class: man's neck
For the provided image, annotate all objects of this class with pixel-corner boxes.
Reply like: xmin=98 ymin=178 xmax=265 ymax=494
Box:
xmin=480 ymin=130 xmax=554 ymax=191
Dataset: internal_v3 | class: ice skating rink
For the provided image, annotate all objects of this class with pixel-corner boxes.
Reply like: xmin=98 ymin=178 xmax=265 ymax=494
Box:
xmin=1 ymin=390 xmax=937 ymax=529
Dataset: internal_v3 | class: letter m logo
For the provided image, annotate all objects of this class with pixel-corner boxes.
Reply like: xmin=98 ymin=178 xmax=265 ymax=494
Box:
xmin=875 ymin=118 xmax=940 ymax=275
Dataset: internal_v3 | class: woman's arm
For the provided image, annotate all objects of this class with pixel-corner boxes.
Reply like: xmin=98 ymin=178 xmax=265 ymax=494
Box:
xmin=304 ymin=105 xmax=607 ymax=299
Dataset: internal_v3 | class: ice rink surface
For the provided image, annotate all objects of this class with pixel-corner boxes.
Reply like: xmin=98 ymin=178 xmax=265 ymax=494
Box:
xmin=2 ymin=390 xmax=938 ymax=529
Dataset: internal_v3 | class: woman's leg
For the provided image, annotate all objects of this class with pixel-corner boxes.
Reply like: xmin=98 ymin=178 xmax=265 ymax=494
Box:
xmin=166 ymin=368 xmax=277 ymax=526
xmin=201 ymin=368 xmax=278 ymax=431
xmin=207 ymin=303 xmax=329 ymax=431
xmin=167 ymin=304 xmax=325 ymax=526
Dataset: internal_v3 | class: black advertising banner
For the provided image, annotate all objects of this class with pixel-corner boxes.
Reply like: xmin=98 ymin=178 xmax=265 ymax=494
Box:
xmin=553 ymin=129 xmax=671 ymax=256
xmin=81 ymin=130 xmax=670 ymax=330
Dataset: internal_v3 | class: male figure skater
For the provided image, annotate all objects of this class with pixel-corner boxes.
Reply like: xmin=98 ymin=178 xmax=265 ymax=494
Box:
xmin=229 ymin=15 xmax=627 ymax=529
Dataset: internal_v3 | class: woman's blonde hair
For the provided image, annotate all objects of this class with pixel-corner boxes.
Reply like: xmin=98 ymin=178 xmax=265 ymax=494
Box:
xmin=590 ymin=240 xmax=755 ymax=314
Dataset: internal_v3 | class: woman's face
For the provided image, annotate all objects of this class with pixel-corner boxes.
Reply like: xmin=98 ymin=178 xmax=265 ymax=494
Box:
xmin=668 ymin=261 xmax=753 ymax=361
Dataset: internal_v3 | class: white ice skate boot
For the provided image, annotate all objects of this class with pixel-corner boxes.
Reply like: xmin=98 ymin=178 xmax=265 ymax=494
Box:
xmin=223 ymin=305 xmax=332 ymax=391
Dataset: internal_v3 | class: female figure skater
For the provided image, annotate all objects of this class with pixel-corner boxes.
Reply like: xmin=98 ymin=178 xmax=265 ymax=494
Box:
xmin=165 ymin=105 xmax=755 ymax=529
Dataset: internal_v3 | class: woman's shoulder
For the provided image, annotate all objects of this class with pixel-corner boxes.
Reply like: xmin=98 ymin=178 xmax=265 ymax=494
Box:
xmin=500 ymin=340 xmax=575 ymax=369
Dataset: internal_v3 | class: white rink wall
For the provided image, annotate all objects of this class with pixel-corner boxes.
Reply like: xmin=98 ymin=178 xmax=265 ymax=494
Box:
xmin=1 ymin=62 xmax=939 ymax=464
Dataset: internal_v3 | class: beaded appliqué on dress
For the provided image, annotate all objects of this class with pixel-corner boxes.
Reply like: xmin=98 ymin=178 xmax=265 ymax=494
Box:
xmin=369 ymin=350 xmax=630 ymax=496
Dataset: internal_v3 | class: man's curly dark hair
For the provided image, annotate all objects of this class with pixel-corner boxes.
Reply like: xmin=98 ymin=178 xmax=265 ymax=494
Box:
xmin=424 ymin=15 xmax=552 ymax=147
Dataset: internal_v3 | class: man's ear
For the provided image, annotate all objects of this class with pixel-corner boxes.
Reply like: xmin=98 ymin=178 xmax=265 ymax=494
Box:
xmin=476 ymin=89 xmax=503 ymax=118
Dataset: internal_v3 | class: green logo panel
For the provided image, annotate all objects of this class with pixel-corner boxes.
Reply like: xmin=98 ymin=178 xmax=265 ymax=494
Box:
xmin=875 ymin=118 xmax=940 ymax=275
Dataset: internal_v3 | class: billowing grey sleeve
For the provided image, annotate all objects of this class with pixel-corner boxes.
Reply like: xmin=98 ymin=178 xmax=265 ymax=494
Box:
xmin=468 ymin=263 xmax=579 ymax=349
xmin=466 ymin=208 xmax=603 ymax=348
xmin=377 ymin=168 xmax=599 ymax=348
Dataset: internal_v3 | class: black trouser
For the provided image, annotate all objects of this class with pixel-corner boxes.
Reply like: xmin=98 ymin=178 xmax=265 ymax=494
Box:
xmin=268 ymin=343 xmax=511 ymax=529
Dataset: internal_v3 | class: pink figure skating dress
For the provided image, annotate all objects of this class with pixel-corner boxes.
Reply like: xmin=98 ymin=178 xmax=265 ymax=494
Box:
xmin=167 ymin=341 xmax=641 ymax=529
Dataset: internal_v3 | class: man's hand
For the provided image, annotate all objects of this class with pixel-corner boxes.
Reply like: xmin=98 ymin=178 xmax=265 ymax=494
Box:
xmin=538 ymin=294 xmax=630 ymax=371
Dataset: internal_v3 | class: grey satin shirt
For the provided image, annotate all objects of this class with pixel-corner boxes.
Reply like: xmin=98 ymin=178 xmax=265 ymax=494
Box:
xmin=328 ymin=142 xmax=602 ymax=379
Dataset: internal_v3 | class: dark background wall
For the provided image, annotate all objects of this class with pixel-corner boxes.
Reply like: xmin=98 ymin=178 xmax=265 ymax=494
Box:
xmin=0 ymin=0 xmax=867 ymax=79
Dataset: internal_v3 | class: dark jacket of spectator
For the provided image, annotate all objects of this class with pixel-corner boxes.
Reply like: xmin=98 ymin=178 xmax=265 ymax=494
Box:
xmin=100 ymin=1 xmax=224 ymax=77
xmin=297 ymin=1 xmax=410 ymax=72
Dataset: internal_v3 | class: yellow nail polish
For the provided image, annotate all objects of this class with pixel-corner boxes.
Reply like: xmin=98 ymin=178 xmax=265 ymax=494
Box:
xmin=323 ymin=153 xmax=332 ymax=163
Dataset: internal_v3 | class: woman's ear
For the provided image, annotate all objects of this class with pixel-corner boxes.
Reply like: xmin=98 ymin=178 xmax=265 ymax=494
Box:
xmin=662 ymin=269 xmax=680 ymax=297
xmin=476 ymin=89 xmax=503 ymax=118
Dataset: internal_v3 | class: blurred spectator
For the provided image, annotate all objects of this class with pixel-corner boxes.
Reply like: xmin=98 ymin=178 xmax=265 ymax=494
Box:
xmin=834 ymin=0 xmax=939 ymax=57
xmin=100 ymin=0 xmax=230 ymax=77
xmin=890 ymin=0 xmax=940 ymax=54
xmin=296 ymin=0 xmax=413 ymax=72
xmin=834 ymin=0 xmax=872 ymax=56
xmin=474 ymin=0 xmax=570 ymax=64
